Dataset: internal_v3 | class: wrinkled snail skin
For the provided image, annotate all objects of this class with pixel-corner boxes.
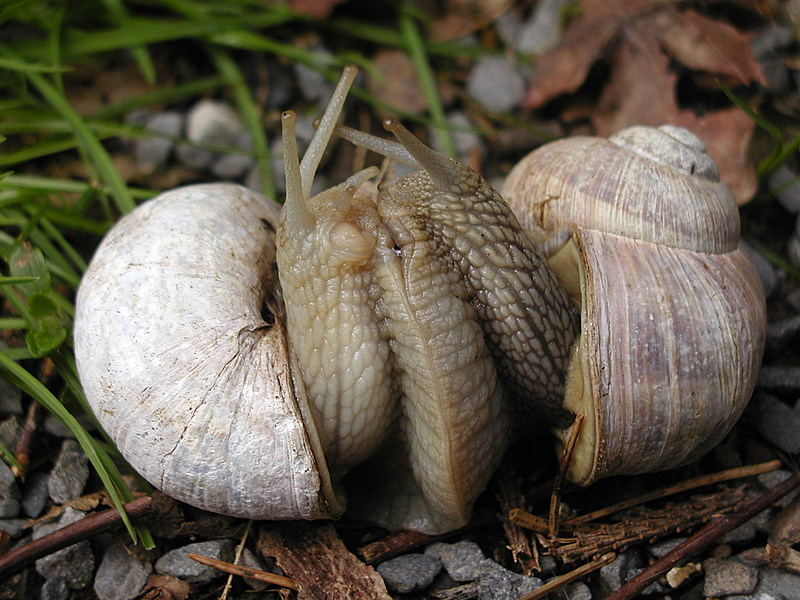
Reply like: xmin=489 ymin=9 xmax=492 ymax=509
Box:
xmin=75 ymin=67 xmax=576 ymax=535
xmin=502 ymin=124 xmax=767 ymax=485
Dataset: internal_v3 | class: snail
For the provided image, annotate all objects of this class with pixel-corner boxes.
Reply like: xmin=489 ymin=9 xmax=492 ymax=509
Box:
xmin=74 ymin=67 xmax=576 ymax=534
xmin=501 ymin=124 xmax=767 ymax=485
xmin=74 ymin=67 xmax=765 ymax=535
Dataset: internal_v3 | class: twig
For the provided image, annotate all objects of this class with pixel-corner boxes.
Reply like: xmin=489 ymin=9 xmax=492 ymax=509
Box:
xmin=357 ymin=529 xmax=437 ymax=564
xmin=219 ymin=519 xmax=253 ymax=600
xmin=564 ymin=460 xmax=781 ymax=527
xmin=12 ymin=395 xmax=41 ymax=478
xmin=187 ymin=552 xmax=298 ymax=591
xmin=0 ymin=494 xmax=168 ymax=579
xmin=497 ymin=469 xmax=538 ymax=574
xmin=542 ymin=487 xmax=748 ymax=564
xmin=517 ymin=552 xmax=616 ymax=600
xmin=549 ymin=413 xmax=584 ymax=537
xmin=508 ymin=509 xmax=550 ymax=535
xmin=605 ymin=470 xmax=800 ymax=600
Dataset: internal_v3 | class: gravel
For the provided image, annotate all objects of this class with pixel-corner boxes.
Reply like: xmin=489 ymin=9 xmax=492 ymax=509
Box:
xmin=742 ymin=241 xmax=779 ymax=299
xmin=0 ymin=378 xmax=22 ymax=416
xmin=377 ymin=553 xmax=442 ymax=593
xmin=751 ymin=393 xmax=800 ymax=454
xmin=425 ymin=540 xmax=487 ymax=582
xmin=597 ymin=550 xmax=642 ymax=596
xmin=467 ymin=56 xmax=526 ymax=113
xmin=134 ymin=111 xmax=183 ymax=173
xmin=40 ymin=576 xmax=70 ymax=600
xmin=0 ymin=416 xmax=20 ymax=450
xmin=0 ymin=461 xmax=21 ymax=518
xmin=94 ymin=541 xmax=153 ymax=600
xmin=516 ymin=0 xmax=571 ymax=55
xmin=769 ymin=164 xmax=800 ymax=214
xmin=476 ymin=560 xmax=543 ymax=600
xmin=758 ymin=469 xmax=800 ymax=507
xmin=766 ymin=314 xmax=800 ymax=353
xmin=34 ymin=507 xmax=95 ymax=589
xmin=703 ymin=558 xmax=759 ymax=596
xmin=155 ymin=539 xmax=235 ymax=584
xmin=48 ymin=439 xmax=89 ymax=504
xmin=648 ymin=537 xmax=687 ymax=558
xmin=22 ymin=471 xmax=50 ymax=518
xmin=293 ymin=48 xmax=335 ymax=103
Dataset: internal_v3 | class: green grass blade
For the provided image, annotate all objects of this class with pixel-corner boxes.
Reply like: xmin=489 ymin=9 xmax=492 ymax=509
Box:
xmin=0 ymin=57 xmax=70 ymax=73
xmin=718 ymin=79 xmax=782 ymax=140
xmin=0 ymin=276 xmax=39 ymax=286
xmin=0 ymin=174 xmax=154 ymax=200
xmin=0 ymin=439 xmax=22 ymax=471
xmin=0 ymin=51 xmax=135 ymax=214
xmin=399 ymin=3 xmax=456 ymax=158
xmin=209 ymin=47 xmax=274 ymax=198
xmin=99 ymin=0 xmax=157 ymax=84
xmin=0 ymin=317 xmax=27 ymax=329
xmin=0 ymin=353 xmax=141 ymax=543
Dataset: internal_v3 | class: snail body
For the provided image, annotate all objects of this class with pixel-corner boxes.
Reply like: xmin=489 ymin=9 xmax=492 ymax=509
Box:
xmin=76 ymin=68 xmax=576 ymax=534
xmin=75 ymin=69 xmax=765 ymax=534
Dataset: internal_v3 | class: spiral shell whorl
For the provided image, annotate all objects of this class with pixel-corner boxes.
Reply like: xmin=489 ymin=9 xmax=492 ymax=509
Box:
xmin=502 ymin=125 xmax=740 ymax=255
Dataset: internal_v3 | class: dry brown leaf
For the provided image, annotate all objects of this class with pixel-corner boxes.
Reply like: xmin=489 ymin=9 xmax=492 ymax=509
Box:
xmin=367 ymin=50 xmax=429 ymax=116
xmin=525 ymin=0 xmax=765 ymax=204
xmin=656 ymin=8 xmax=767 ymax=86
xmin=592 ymin=21 xmax=680 ymax=135
xmin=433 ymin=0 xmax=515 ymax=40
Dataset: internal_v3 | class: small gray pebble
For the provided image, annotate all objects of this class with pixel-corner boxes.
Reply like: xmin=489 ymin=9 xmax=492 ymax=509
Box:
xmin=788 ymin=235 xmax=800 ymax=269
xmin=625 ymin=567 xmax=669 ymax=595
xmin=425 ymin=541 xmax=486 ymax=582
xmin=377 ymin=553 xmax=442 ymax=593
xmin=755 ymin=566 xmax=800 ymax=598
xmin=40 ymin=576 xmax=70 ymax=600
xmin=0 ymin=462 xmax=20 ymax=518
xmin=751 ymin=24 xmax=794 ymax=59
xmin=23 ymin=472 xmax=50 ymax=518
xmin=432 ymin=112 xmax=483 ymax=163
xmin=742 ymin=241 xmax=778 ymax=299
xmin=211 ymin=153 xmax=254 ymax=180
xmin=0 ymin=416 xmax=21 ymax=450
xmin=476 ymin=560 xmax=542 ymax=600
xmin=155 ymin=539 xmax=235 ymax=584
xmin=134 ymin=111 xmax=183 ymax=173
xmin=722 ymin=521 xmax=759 ymax=544
xmin=751 ymin=393 xmax=800 ymax=453
xmin=597 ymin=550 xmax=641 ymax=595
xmin=265 ymin=61 xmax=294 ymax=109
xmin=766 ymin=314 xmax=800 ymax=353
xmin=759 ymin=56 xmax=791 ymax=94
xmin=0 ymin=378 xmax=22 ymax=416
xmin=769 ymin=164 xmax=800 ymax=214
xmin=294 ymin=51 xmax=335 ymax=103
xmin=649 ymin=537 xmax=687 ymax=558
xmin=48 ymin=439 xmax=89 ymax=504
xmin=467 ymin=57 xmax=526 ymax=113
xmin=240 ymin=547 xmax=270 ymax=590
xmin=0 ymin=518 xmax=26 ymax=538
xmin=186 ymin=99 xmax=246 ymax=147
xmin=43 ymin=414 xmax=75 ymax=438
xmin=759 ymin=470 xmax=800 ymax=507
xmin=564 ymin=581 xmax=592 ymax=600
xmin=34 ymin=508 xmax=94 ymax=589
xmin=703 ymin=558 xmax=758 ymax=597
xmin=175 ymin=144 xmax=214 ymax=170
xmin=516 ymin=0 xmax=571 ymax=55
xmin=787 ymin=288 xmax=800 ymax=313
xmin=94 ymin=541 xmax=152 ymax=600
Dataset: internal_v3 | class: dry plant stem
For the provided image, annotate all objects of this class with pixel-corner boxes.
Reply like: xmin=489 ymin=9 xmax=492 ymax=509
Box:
xmin=564 ymin=459 xmax=781 ymax=526
xmin=549 ymin=413 xmax=584 ymax=536
xmin=428 ymin=582 xmax=479 ymax=599
xmin=0 ymin=495 xmax=162 ymax=579
xmin=187 ymin=553 xmax=298 ymax=591
xmin=517 ymin=552 xmax=616 ymax=600
xmin=606 ymin=470 xmax=800 ymax=600
xmin=497 ymin=470 xmax=538 ymax=574
xmin=12 ymin=398 xmax=40 ymax=478
xmin=218 ymin=519 xmax=253 ymax=600
xmin=508 ymin=509 xmax=550 ymax=535
xmin=357 ymin=529 xmax=438 ymax=564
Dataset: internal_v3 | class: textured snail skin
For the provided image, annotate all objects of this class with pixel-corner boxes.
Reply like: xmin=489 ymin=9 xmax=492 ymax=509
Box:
xmin=502 ymin=124 xmax=767 ymax=485
xmin=75 ymin=68 xmax=578 ymax=535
